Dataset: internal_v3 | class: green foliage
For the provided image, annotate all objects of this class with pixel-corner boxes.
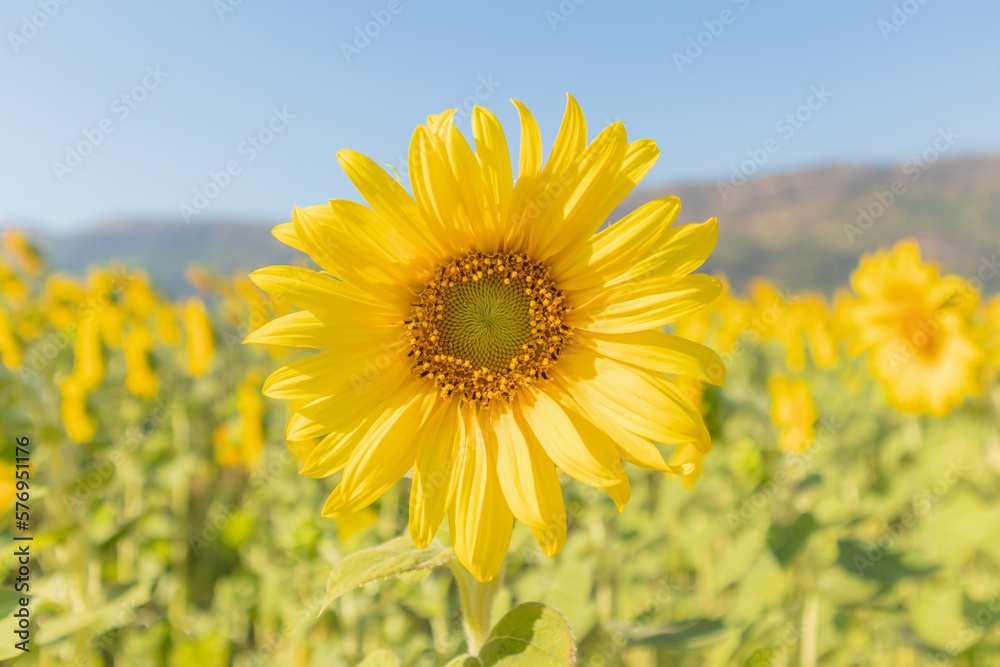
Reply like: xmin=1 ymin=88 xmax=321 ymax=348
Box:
xmin=323 ymin=536 xmax=454 ymax=612
xmin=3 ymin=262 xmax=1000 ymax=666
xmin=447 ymin=603 xmax=575 ymax=666
xmin=475 ymin=603 xmax=575 ymax=665
xmin=358 ymin=649 xmax=402 ymax=667
xmin=767 ymin=513 xmax=817 ymax=567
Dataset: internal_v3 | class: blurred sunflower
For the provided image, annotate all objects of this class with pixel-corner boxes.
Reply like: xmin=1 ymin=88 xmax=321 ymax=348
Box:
xmin=673 ymin=273 xmax=751 ymax=359
xmin=185 ymin=298 xmax=215 ymax=377
xmin=1 ymin=230 xmax=43 ymax=275
xmin=986 ymin=296 xmax=1000 ymax=367
xmin=123 ymin=324 xmax=159 ymax=398
xmin=768 ymin=375 xmax=817 ymax=453
xmin=793 ymin=293 xmax=839 ymax=369
xmin=247 ymin=96 xmax=724 ymax=581
xmin=0 ymin=307 xmax=21 ymax=369
xmin=0 ymin=462 xmax=15 ymax=512
xmin=847 ymin=239 xmax=981 ymax=416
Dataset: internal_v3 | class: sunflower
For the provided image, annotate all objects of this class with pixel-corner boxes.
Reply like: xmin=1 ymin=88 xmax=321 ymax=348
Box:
xmin=768 ymin=376 xmax=817 ymax=454
xmin=846 ymin=239 xmax=981 ymax=416
xmin=184 ymin=297 xmax=215 ymax=377
xmin=0 ymin=306 xmax=21 ymax=369
xmin=246 ymin=96 xmax=724 ymax=581
xmin=986 ymin=296 xmax=1000 ymax=367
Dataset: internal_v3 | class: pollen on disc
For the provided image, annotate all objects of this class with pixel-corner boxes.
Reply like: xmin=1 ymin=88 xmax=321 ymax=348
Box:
xmin=407 ymin=251 xmax=571 ymax=404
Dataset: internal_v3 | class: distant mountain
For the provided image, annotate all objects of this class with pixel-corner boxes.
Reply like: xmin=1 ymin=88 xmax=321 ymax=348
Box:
xmin=612 ymin=153 xmax=1000 ymax=295
xmin=26 ymin=154 xmax=1000 ymax=297
xmin=38 ymin=220 xmax=304 ymax=297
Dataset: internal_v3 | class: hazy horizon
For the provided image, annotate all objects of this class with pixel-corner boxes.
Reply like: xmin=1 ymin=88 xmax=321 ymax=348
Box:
xmin=10 ymin=149 xmax=998 ymax=237
xmin=4 ymin=0 xmax=999 ymax=232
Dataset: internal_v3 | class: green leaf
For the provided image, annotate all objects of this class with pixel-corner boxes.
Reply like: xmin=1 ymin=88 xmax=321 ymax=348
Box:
xmin=626 ymin=618 xmax=726 ymax=649
xmin=794 ymin=473 xmax=824 ymax=492
xmin=321 ymin=536 xmax=454 ymax=612
xmin=37 ymin=581 xmax=151 ymax=645
xmin=766 ymin=512 xmax=817 ymax=567
xmin=743 ymin=647 xmax=780 ymax=666
xmin=575 ymin=624 xmax=626 ymax=665
xmin=476 ymin=602 xmax=575 ymax=665
xmin=358 ymin=650 xmax=401 ymax=667
xmin=835 ymin=539 xmax=938 ymax=583
xmin=397 ymin=567 xmax=434 ymax=585
xmin=444 ymin=656 xmax=477 ymax=667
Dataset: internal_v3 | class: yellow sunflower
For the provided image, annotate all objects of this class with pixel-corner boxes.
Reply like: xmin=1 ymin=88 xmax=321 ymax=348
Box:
xmin=768 ymin=376 xmax=817 ymax=454
xmin=246 ymin=96 xmax=724 ymax=581
xmin=986 ymin=296 xmax=1000 ymax=367
xmin=847 ymin=239 xmax=982 ymax=416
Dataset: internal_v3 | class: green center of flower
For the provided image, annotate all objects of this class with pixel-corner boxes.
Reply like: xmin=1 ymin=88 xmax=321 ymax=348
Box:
xmin=407 ymin=251 xmax=571 ymax=403
xmin=438 ymin=275 xmax=533 ymax=371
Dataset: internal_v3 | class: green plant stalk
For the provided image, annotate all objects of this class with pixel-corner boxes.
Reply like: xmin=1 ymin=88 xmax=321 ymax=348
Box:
xmin=448 ymin=561 xmax=504 ymax=655
xmin=800 ymin=593 xmax=818 ymax=667
xmin=168 ymin=405 xmax=191 ymax=644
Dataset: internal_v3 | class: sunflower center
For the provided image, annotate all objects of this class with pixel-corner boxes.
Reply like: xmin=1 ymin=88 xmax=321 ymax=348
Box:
xmin=901 ymin=308 xmax=943 ymax=358
xmin=407 ymin=251 xmax=570 ymax=403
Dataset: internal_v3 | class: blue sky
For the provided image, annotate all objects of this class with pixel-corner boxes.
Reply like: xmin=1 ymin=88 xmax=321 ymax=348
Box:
xmin=2 ymin=0 xmax=998 ymax=233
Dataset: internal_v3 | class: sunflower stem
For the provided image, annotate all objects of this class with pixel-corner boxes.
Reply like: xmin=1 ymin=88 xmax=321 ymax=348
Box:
xmin=449 ymin=561 xmax=504 ymax=655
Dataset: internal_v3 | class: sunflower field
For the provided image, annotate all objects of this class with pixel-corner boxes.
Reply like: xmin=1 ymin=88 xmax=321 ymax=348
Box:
xmin=2 ymin=205 xmax=1000 ymax=667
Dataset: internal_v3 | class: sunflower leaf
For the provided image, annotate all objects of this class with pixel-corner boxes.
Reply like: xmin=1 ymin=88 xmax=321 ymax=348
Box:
xmin=625 ymin=617 xmax=726 ymax=649
xmin=766 ymin=512 xmax=817 ymax=567
xmin=321 ymin=536 xmax=454 ymax=612
xmin=835 ymin=539 xmax=939 ymax=583
xmin=475 ymin=602 xmax=575 ymax=665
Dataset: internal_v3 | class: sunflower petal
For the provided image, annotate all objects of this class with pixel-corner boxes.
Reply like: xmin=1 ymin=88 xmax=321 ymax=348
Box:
xmin=285 ymin=364 xmax=411 ymax=440
xmin=568 ymin=274 xmax=722 ymax=334
xmin=554 ymin=196 xmax=681 ymax=286
xmin=449 ymin=407 xmax=513 ymax=582
xmin=505 ymin=99 xmax=544 ymax=248
xmin=249 ymin=265 xmax=400 ymax=322
xmin=339 ymin=388 xmax=435 ymax=506
xmin=600 ymin=217 xmax=719 ymax=290
xmin=540 ymin=93 xmax=587 ymax=185
xmin=579 ymin=329 xmax=726 ymax=386
xmin=531 ymin=121 xmax=627 ymax=261
xmin=555 ymin=351 xmax=712 ymax=452
xmin=409 ymin=126 xmax=471 ymax=255
xmin=337 ymin=149 xmax=447 ymax=258
xmin=272 ymin=222 xmax=307 ymax=253
xmin=495 ymin=404 xmax=566 ymax=550
xmin=409 ymin=399 xmax=463 ymax=548
xmin=299 ymin=427 xmax=364 ymax=479
xmin=244 ymin=310 xmax=361 ymax=348
xmin=517 ymin=390 xmax=625 ymax=488
xmin=471 ymin=106 xmax=513 ymax=249
xmin=263 ymin=345 xmax=403 ymax=400
xmin=605 ymin=475 xmax=630 ymax=513
xmin=441 ymin=122 xmax=492 ymax=247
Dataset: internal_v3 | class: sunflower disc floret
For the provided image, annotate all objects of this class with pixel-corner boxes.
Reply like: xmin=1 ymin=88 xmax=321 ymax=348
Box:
xmin=407 ymin=251 xmax=570 ymax=403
